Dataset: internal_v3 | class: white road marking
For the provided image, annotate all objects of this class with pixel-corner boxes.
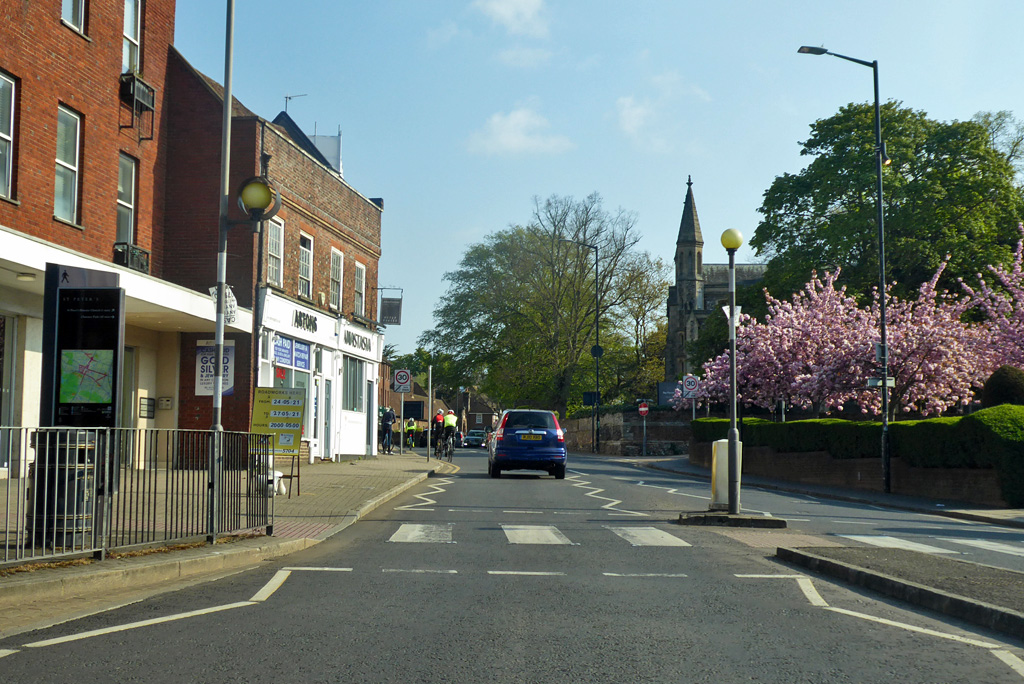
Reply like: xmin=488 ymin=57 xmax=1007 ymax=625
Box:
xmin=394 ymin=477 xmax=454 ymax=511
xmin=797 ymin=578 xmax=829 ymax=607
xmin=23 ymin=602 xmax=255 ymax=648
xmin=383 ymin=569 xmax=458 ymax=574
xmin=0 ymin=649 xmax=19 ymax=659
xmin=735 ymin=574 xmax=805 ymax=578
xmin=488 ymin=570 xmax=565 ymax=576
xmin=993 ymin=650 xmax=1024 ymax=676
xmin=940 ymin=538 xmax=1024 ymax=557
xmin=503 ymin=510 xmax=544 ymax=514
xmin=831 ymin=520 xmax=879 ymax=525
xmin=635 ymin=480 xmax=710 ymax=501
xmin=825 ymin=607 xmax=1002 ymax=648
xmin=567 ymin=472 xmax=648 ymax=517
xmin=501 ymin=524 xmax=574 ymax=545
xmin=606 ymin=526 xmax=691 ymax=547
xmin=250 ymin=570 xmax=291 ymax=602
xmin=838 ymin=535 xmax=958 ymax=554
xmin=740 ymin=574 xmax=1024 ymax=680
xmin=603 ymin=573 xmax=688 ymax=578
xmin=282 ymin=567 xmax=353 ymax=572
xmin=389 ymin=523 xmax=455 ymax=543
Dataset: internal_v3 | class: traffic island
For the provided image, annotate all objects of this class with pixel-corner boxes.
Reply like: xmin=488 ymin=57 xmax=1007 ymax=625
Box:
xmin=678 ymin=511 xmax=788 ymax=528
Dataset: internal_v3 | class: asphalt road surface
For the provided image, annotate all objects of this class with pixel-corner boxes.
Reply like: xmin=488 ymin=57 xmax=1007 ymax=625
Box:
xmin=2 ymin=450 xmax=1023 ymax=683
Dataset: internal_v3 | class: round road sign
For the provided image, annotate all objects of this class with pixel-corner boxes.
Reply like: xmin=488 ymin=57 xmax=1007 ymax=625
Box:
xmin=682 ymin=375 xmax=699 ymax=392
xmin=394 ymin=369 xmax=411 ymax=385
xmin=638 ymin=402 xmax=649 ymax=416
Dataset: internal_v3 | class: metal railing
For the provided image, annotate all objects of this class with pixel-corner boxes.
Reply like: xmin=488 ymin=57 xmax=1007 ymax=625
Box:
xmin=1 ymin=427 xmax=273 ymax=565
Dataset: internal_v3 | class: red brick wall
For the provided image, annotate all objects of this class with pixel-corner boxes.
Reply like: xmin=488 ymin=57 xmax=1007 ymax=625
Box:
xmin=0 ymin=0 xmax=175 ymax=263
xmin=689 ymin=441 xmax=1007 ymax=507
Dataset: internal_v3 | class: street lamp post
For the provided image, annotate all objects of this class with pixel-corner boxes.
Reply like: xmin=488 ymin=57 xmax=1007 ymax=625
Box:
xmin=798 ymin=45 xmax=892 ymax=493
xmin=561 ymin=238 xmax=601 ymax=453
xmin=721 ymin=229 xmax=743 ymax=515
xmin=210 ymin=0 xmax=280 ymax=541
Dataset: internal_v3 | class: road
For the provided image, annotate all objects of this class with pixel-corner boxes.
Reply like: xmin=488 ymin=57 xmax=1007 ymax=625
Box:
xmin=2 ymin=450 xmax=1023 ymax=683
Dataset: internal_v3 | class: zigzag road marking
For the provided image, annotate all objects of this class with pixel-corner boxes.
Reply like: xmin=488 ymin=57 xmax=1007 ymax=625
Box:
xmin=567 ymin=471 xmax=647 ymax=517
xmin=394 ymin=476 xmax=454 ymax=511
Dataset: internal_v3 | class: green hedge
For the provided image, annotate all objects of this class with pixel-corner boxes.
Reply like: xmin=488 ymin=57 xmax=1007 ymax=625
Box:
xmin=692 ymin=407 xmax=1024 ymax=506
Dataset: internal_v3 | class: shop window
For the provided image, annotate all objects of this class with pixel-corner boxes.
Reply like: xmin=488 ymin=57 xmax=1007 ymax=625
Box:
xmin=342 ymin=355 xmax=364 ymax=412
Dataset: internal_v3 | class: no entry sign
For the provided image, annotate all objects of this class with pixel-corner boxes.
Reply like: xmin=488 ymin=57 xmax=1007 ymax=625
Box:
xmin=638 ymin=402 xmax=649 ymax=416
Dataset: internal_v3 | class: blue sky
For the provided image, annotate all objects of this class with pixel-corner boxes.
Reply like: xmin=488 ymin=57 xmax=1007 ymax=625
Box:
xmin=174 ymin=1 xmax=1024 ymax=356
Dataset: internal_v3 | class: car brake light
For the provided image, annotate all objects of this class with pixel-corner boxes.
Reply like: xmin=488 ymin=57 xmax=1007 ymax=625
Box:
xmin=553 ymin=416 xmax=564 ymax=442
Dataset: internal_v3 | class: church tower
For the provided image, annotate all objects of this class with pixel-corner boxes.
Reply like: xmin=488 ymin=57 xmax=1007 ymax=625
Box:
xmin=665 ymin=176 xmax=704 ymax=380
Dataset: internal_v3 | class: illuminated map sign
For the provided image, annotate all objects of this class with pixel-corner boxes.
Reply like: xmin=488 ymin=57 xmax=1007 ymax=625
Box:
xmin=54 ymin=288 xmax=124 ymax=427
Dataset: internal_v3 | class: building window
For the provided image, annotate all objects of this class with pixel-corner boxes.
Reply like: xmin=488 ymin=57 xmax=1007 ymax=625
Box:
xmin=62 ymin=0 xmax=85 ymax=32
xmin=330 ymin=249 xmax=343 ymax=310
xmin=342 ymin=355 xmax=365 ymax=412
xmin=299 ymin=233 xmax=313 ymax=299
xmin=54 ymin=106 xmax=81 ymax=224
xmin=353 ymin=262 xmax=365 ymax=316
xmin=122 ymin=0 xmax=141 ymax=73
xmin=0 ymin=72 xmax=13 ymax=200
xmin=267 ymin=219 xmax=283 ymax=286
xmin=116 ymin=154 xmax=136 ymax=243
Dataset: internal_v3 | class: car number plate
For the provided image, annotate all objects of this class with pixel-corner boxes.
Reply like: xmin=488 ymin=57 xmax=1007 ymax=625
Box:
xmin=520 ymin=434 xmax=542 ymax=441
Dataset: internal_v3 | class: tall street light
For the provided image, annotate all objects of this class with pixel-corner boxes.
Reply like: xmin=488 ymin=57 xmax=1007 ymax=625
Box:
xmin=721 ymin=228 xmax=743 ymax=515
xmin=798 ymin=45 xmax=893 ymax=493
xmin=561 ymin=238 xmax=601 ymax=452
xmin=210 ymin=0 xmax=280 ymax=541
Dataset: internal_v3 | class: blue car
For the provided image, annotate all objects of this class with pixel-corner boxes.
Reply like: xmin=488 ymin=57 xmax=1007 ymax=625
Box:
xmin=488 ymin=409 xmax=567 ymax=479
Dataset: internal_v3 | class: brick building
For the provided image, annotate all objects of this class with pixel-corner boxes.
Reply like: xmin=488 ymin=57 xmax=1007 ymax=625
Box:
xmin=0 ymin=1 xmax=386 ymax=465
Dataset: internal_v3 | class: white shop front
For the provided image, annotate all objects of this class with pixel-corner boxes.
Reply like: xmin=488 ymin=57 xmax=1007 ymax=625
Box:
xmin=258 ymin=292 xmax=381 ymax=462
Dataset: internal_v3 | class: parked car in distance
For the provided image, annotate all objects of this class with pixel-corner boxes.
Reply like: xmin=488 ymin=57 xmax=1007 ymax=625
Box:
xmin=464 ymin=429 xmax=487 ymax=448
xmin=488 ymin=409 xmax=566 ymax=479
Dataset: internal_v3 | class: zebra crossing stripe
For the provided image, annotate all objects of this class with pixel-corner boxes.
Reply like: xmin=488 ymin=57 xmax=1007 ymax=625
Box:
xmin=606 ymin=526 xmax=691 ymax=547
xmin=940 ymin=538 xmax=1024 ymax=557
xmin=838 ymin=535 xmax=958 ymax=554
xmin=389 ymin=524 xmax=454 ymax=543
xmin=502 ymin=524 xmax=574 ymax=545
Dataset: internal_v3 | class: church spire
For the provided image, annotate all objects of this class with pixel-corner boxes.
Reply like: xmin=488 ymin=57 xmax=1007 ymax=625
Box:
xmin=676 ymin=175 xmax=703 ymax=246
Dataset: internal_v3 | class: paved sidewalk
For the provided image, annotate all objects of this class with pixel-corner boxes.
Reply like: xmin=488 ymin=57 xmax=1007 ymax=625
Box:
xmin=0 ymin=449 xmax=452 ymax=639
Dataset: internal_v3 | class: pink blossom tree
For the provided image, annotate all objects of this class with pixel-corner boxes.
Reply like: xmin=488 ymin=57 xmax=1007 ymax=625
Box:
xmin=961 ymin=222 xmax=1024 ymax=368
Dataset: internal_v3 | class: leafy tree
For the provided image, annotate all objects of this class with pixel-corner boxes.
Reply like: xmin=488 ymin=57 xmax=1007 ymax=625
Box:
xmin=419 ymin=193 xmax=641 ymax=416
xmin=753 ymin=103 xmax=1024 ymax=302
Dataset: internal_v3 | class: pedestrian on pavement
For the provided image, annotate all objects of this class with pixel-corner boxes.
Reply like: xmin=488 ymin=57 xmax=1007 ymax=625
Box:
xmin=381 ymin=406 xmax=396 ymax=454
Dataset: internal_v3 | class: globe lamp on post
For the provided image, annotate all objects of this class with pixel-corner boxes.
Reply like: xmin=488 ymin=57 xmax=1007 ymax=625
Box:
xmin=721 ymin=228 xmax=743 ymax=515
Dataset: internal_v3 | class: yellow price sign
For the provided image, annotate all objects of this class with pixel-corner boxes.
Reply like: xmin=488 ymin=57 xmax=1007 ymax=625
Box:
xmin=251 ymin=387 xmax=306 ymax=460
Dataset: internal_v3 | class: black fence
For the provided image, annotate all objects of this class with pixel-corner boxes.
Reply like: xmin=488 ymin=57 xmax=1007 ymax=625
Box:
xmin=1 ymin=427 xmax=273 ymax=565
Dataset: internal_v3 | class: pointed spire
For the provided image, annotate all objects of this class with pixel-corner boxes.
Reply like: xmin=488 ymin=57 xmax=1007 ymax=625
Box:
xmin=677 ymin=175 xmax=703 ymax=245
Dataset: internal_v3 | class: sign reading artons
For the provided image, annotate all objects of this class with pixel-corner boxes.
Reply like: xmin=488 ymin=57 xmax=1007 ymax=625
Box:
xmin=250 ymin=387 xmax=307 ymax=459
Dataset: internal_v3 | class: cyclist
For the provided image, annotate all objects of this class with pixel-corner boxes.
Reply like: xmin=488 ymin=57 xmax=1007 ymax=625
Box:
xmin=443 ymin=410 xmax=458 ymax=460
xmin=431 ymin=409 xmax=445 ymax=456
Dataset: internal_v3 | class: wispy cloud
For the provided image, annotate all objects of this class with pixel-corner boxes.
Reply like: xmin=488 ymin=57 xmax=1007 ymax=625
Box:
xmin=427 ymin=21 xmax=460 ymax=49
xmin=472 ymin=0 xmax=549 ymax=38
xmin=616 ymin=70 xmax=711 ymax=152
xmin=468 ymin=106 xmax=573 ymax=155
xmin=497 ymin=46 xmax=552 ymax=68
